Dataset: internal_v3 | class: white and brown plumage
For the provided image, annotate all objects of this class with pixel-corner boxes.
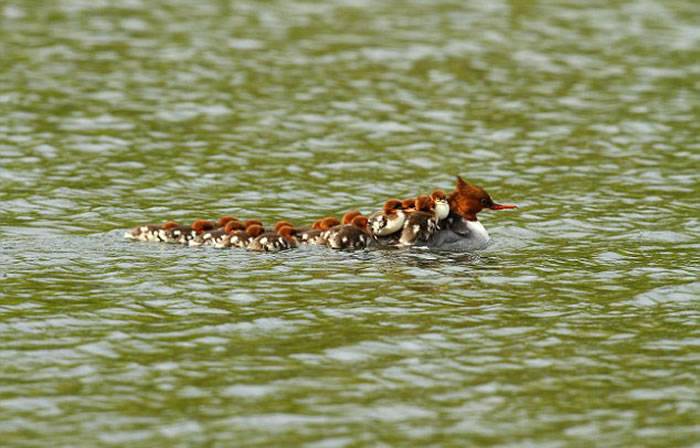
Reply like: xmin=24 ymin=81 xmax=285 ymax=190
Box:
xmin=124 ymin=176 xmax=518 ymax=253
xmin=247 ymin=221 xmax=299 ymax=252
xmin=125 ymin=221 xmax=179 ymax=242
xmin=319 ymin=210 xmax=361 ymax=243
xmin=325 ymin=215 xmax=373 ymax=250
xmin=399 ymin=195 xmax=438 ymax=246
xmin=369 ymin=199 xmax=406 ymax=238
xmin=431 ymin=190 xmax=450 ymax=221
xmin=190 ymin=219 xmax=245 ymax=247
xmin=217 ymin=223 xmax=265 ymax=249
xmin=158 ymin=219 xmax=217 ymax=244
xmin=299 ymin=217 xmax=341 ymax=245
xmin=427 ymin=176 xmax=517 ymax=250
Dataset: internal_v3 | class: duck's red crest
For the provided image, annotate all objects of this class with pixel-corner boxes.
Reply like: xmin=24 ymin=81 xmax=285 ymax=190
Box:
xmin=449 ymin=176 xmax=516 ymax=220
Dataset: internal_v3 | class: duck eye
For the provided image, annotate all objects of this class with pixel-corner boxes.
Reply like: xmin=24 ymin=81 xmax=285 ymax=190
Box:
xmin=480 ymin=198 xmax=488 ymax=206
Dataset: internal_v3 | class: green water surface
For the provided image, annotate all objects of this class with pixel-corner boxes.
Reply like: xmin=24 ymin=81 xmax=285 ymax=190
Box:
xmin=1 ymin=1 xmax=699 ymax=447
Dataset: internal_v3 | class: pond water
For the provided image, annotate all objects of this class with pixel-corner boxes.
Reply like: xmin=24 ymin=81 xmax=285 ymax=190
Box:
xmin=1 ymin=1 xmax=698 ymax=446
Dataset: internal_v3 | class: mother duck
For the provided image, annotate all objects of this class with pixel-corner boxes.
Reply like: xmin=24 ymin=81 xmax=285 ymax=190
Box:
xmin=426 ymin=176 xmax=517 ymax=251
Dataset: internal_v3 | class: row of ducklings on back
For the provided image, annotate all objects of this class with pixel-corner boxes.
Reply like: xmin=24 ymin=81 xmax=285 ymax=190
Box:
xmin=125 ymin=190 xmax=450 ymax=252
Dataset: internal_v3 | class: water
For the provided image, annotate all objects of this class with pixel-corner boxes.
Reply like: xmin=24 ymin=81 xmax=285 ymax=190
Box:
xmin=1 ymin=1 xmax=699 ymax=446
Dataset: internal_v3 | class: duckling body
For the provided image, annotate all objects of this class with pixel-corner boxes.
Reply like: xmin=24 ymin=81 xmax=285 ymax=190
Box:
xmin=369 ymin=199 xmax=405 ymax=237
xmin=247 ymin=222 xmax=298 ymax=252
xmin=125 ymin=224 xmax=161 ymax=242
xmin=217 ymin=224 xmax=265 ymax=249
xmin=125 ymin=221 xmax=181 ymax=242
xmin=399 ymin=196 xmax=438 ymax=246
xmin=325 ymin=216 xmax=373 ymax=250
xmin=299 ymin=217 xmax=341 ymax=245
xmin=399 ymin=211 xmax=438 ymax=246
xmin=190 ymin=220 xmax=244 ymax=247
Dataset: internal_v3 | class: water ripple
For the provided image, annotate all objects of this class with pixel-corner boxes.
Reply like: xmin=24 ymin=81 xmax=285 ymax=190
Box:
xmin=1 ymin=0 xmax=699 ymax=446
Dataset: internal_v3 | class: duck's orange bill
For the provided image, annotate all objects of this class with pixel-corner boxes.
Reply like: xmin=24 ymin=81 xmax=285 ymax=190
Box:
xmin=490 ymin=203 xmax=518 ymax=210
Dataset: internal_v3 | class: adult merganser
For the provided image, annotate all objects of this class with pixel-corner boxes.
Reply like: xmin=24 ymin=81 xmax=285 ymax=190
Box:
xmin=247 ymin=222 xmax=299 ymax=252
xmin=369 ymin=199 xmax=406 ymax=237
xmin=427 ymin=176 xmax=517 ymax=251
xmin=399 ymin=195 xmax=439 ymax=246
xmin=326 ymin=215 xmax=373 ymax=250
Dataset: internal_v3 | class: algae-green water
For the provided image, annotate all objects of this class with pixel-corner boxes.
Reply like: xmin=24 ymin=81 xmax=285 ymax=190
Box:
xmin=1 ymin=1 xmax=698 ymax=446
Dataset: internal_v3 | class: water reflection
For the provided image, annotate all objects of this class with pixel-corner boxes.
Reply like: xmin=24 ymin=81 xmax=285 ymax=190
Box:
xmin=1 ymin=0 xmax=699 ymax=446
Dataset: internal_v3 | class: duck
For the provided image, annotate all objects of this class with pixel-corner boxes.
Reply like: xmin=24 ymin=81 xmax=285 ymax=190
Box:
xmin=123 ymin=176 xmax=517 ymax=253
xmin=297 ymin=218 xmax=323 ymax=244
xmin=369 ymin=199 xmax=406 ymax=238
xmin=217 ymin=223 xmax=265 ymax=249
xmin=215 ymin=219 xmax=265 ymax=247
xmin=319 ymin=210 xmax=361 ymax=242
xmin=427 ymin=176 xmax=517 ymax=251
xmin=299 ymin=216 xmax=341 ymax=245
xmin=325 ymin=215 xmax=373 ymax=250
xmin=125 ymin=220 xmax=178 ymax=242
xmin=399 ymin=195 xmax=439 ymax=246
xmin=341 ymin=210 xmax=362 ymax=224
xmin=247 ymin=221 xmax=299 ymax=252
xmin=217 ymin=215 xmax=237 ymax=227
xmin=431 ymin=190 xmax=450 ymax=221
xmin=160 ymin=219 xmax=216 ymax=244
xmin=401 ymin=198 xmax=416 ymax=211
xmin=189 ymin=219 xmax=245 ymax=247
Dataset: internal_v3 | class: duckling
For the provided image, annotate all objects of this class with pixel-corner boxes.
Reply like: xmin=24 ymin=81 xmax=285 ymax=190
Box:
xmin=125 ymin=220 xmax=178 ymax=242
xmin=399 ymin=195 xmax=438 ymax=246
xmin=160 ymin=219 xmax=216 ymax=244
xmin=247 ymin=221 xmax=299 ymax=252
xmin=431 ymin=190 xmax=450 ymax=222
xmin=218 ymin=223 xmax=265 ymax=249
xmin=190 ymin=219 xmax=245 ymax=247
xmin=326 ymin=215 xmax=373 ymax=250
xmin=369 ymin=199 xmax=406 ymax=238
xmin=299 ymin=216 xmax=341 ymax=245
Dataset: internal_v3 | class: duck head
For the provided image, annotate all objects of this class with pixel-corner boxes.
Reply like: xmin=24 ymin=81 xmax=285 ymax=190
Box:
xmin=448 ymin=176 xmax=517 ymax=221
